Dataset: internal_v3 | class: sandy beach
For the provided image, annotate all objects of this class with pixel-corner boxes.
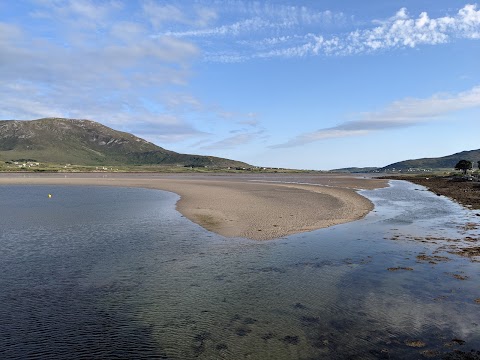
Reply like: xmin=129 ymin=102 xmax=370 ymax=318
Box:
xmin=0 ymin=173 xmax=387 ymax=240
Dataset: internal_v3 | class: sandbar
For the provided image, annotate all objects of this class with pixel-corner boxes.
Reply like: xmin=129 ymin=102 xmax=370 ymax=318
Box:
xmin=0 ymin=173 xmax=387 ymax=240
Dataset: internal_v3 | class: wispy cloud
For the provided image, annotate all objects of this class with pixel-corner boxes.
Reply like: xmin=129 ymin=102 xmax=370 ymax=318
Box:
xmin=161 ymin=93 xmax=203 ymax=111
xmin=199 ymin=122 xmax=266 ymax=150
xmin=238 ymin=113 xmax=260 ymax=127
xmin=213 ymin=111 xmax=260 ymax=126
xmin=172 ymin=3 xmax=480 ymax=62
xmin=142 ymin=1 xmax=217 ymax=29
xmin=164 ymin=17 xmax=281 ymax=38
xmin=200 ymin=132 xmax=257 ymax=150
xmin=128 ymin=118 xmax=206 ymax=144
xmin=29 ymin=0 xmax=124 ymax=31
xmin=162 ymin=2 xmax=346 ymax=38
xmin=156 ymin=1 xmax=349 ymax=62
xmin=271 ymin=85 xmax=480 ymax=148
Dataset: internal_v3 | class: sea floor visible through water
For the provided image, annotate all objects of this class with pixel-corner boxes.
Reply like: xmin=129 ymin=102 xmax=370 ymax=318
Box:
xmin=0 ymin=180 xmax=479 ymax=359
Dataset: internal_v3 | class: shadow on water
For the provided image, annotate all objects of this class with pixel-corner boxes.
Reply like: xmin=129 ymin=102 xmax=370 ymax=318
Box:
xmin=0 ymin=182 xmax=479 ymax=359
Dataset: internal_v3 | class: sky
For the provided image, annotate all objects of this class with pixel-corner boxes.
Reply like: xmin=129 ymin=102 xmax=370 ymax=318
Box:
xmin=1 ymin=0 xmax=480 ymax=170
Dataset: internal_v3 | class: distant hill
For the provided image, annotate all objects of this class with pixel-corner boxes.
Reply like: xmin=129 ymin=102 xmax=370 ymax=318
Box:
xmin=330 ymin=167 xmax=379 ymax=173
xmin=380 ymin=149 xmax=480 ymax=171
xmin=0 ymin=118 xmax=251 ymax=168
xmin=329 ymin=149 xmax=480 ymax=173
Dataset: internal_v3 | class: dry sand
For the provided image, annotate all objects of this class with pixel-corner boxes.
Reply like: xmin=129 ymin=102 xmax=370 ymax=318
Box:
xmin=0 ymin=173 xmax=387 ymax=240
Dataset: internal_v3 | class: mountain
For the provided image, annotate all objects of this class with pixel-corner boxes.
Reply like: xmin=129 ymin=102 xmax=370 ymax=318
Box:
xmin=380 ymin=149 xmax=480 ymax=171
xmin=0 ymin=118 xmax=250 ymax=168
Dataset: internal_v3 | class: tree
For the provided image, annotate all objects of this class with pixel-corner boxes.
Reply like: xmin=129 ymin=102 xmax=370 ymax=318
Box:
xmin=454 ymin=160 xmax=472 ymax=175
xmin=477 ymin=161 xmax=480 ymax=170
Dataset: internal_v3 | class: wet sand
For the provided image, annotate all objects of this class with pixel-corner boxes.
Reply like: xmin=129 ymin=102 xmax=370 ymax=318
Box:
xmin=0 ymin=173 xmax=387 ymax=240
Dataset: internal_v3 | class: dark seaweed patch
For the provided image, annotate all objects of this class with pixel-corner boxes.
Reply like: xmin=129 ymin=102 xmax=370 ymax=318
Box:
xmin=216 ymin=343 xmax=228 ymax=350
xmin=243 ymin=317 xmax=257 ymax=325
xmin=300 ymin=316 xmax=320 ymax=325
xmin=293 ymin=302 xmax=307 ymax=309
xmin=282 ymin=335 xmax=299 ymax=345
xmin=261 ymin=332 xmax=274 ymax=341
xmin=235 ymin=327 xmax=251 ymax=337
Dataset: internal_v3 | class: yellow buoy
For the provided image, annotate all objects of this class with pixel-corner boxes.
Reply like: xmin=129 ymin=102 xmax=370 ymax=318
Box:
xmin=48 ymin=194 xmax=52 ymax=198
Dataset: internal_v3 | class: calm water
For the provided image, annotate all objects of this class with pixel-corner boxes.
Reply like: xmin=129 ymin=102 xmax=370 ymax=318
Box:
xmin=0 ymin=181 xmax=479 ymax=359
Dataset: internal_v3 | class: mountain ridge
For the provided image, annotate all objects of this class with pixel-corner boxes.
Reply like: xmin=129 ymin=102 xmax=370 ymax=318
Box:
xmin=0 ymin=118 xmax=251 ymax=168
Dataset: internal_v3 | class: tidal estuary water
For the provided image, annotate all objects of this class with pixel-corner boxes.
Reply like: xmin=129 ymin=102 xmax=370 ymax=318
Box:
xmin=0 ymin=181 xmax=479 ymax=359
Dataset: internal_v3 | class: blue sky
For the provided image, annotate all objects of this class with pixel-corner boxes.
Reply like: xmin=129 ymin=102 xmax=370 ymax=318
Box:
xmin=1 ymin=1 xmax=480 ymax=169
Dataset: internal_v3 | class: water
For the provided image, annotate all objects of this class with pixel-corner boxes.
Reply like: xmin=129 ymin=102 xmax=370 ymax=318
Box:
xmin=0 ymin=181 xmax=479 ymax=359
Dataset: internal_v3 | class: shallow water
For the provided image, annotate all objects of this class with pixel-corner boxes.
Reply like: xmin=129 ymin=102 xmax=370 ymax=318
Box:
xmin=0 ymin=181 xmax=479 ymax=359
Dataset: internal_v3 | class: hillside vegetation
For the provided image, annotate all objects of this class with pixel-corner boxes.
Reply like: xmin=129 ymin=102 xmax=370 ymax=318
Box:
xmin=0 ymin=118 xmax=250 ymax=169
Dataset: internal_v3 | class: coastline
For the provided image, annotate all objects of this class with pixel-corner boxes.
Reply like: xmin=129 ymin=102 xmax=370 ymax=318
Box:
xmin=0 ymin=173 xmax=387 ymax=240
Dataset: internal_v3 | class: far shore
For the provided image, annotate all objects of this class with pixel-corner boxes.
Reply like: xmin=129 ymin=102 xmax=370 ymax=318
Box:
xmin=0 ymin=173 xmax=388 ymax=240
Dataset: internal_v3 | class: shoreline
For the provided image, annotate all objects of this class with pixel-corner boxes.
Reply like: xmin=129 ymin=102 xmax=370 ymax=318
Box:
xmin=0 ymin=173 xmax=388 ymax=240
xmin=385 ymin=175 xmax=480 ymax=210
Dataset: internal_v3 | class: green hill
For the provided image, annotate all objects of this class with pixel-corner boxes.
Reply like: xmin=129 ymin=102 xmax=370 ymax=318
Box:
xmin=380 ymin=149 xmax=480 ymax=171
xmin=0 ymin=118 xmax=250 ymax=168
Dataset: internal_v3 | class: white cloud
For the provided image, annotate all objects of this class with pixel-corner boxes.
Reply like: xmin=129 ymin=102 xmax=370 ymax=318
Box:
xmin=272 ymin=85 xmax=480 ymax=148
xmin=0 ymin=1 xmax=207 ymax=142
xmin=337 ymin=5 xmax=479 ymax=54
xmin=181 ymin=4 xmax=480 ymax=62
